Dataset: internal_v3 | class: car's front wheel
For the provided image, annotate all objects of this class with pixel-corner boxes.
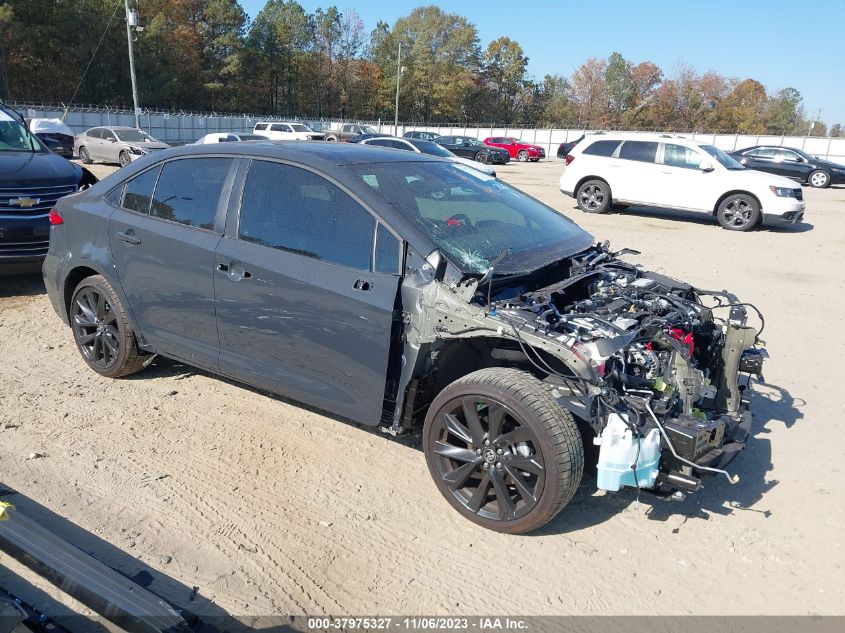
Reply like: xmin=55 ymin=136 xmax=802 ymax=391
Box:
xmin=70 ymin=275 xmax=147 ymax=378
xmin=475 ymin=151 xmax=488 ymax=164
xmin=716 ymin=193 xmax=760 ymax=231
xmin=118 ymin=150 xmax=131 ymax=168
xmin=808 ymin=170 xmax=830 ymax=188
xmin=79 ymin=146 xmax=92 ymax=164
xmin=576 ymin=179 xmax=611 ymax=213
xmin=517 ymin=149 xmax=529 ymax=162
xmin=423 ymin=368 xmax=584 ymax=534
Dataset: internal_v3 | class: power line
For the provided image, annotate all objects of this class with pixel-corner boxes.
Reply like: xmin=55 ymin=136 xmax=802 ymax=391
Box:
xmin=63 ymin=0 xmax=122 ymax=121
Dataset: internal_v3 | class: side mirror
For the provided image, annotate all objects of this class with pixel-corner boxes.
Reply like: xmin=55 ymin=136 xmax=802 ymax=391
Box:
xmin=699 ymin=159 xmax=715 ymax=172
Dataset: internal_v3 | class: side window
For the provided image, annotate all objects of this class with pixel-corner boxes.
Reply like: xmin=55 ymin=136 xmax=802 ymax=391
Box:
xmin=342 ymin=125 xmax=353 ymax=133
xmin=748 ymin=148 xmax=776 ymax=159
xmin=270 ymin=124 xmax=284 ymax=132
xmin=390 ymin=140 xmax=413 ymax=150
xmin=122 ymin=165 xmax=161 ymax=214
xmin=619 ymin=141 xmax=658 ymax=163
xmin=239 ymin=160 xmax=375 ymax=271
xmin=367 ymin=139 xmax=393 ymax=148
xmin=662 ymin=144 xmax=702 ymax=169
xmin=102 ymin=130 xmax=116 ymax=141
xmin=375 ymin=223 xmax=401 ymax=274
xmin=254 ymin=123 xmax=268 ymax=131
xmin=150 ymin=158 xmax=232 ymax=230
xmin=778 ymin=150 xmax=802 ymax=162
xmin=88 ymin=128 xmax=102 ymax=139
xmin=582 ymin=140 xmax=622 ymax=157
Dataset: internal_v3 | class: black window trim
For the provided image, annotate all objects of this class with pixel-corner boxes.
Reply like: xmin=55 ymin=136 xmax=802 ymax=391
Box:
xmin=230 ymin=157 xmax=405 ymax=275
xmin=120 ymin=155 xmax=239 ymax=233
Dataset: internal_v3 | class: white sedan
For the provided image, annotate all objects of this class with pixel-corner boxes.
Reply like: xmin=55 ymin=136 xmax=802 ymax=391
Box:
xmin=359 ymin=136 xmax=497 ymax=177
xmin=194 ymin=132 xmax=268 ymax=144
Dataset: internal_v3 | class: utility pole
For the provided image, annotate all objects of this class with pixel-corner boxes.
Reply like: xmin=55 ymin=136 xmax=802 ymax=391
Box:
xmin=394 ymin=41 xmax=401 ymax=133
xmin=124 ymin=0 xmax=141 ymax=128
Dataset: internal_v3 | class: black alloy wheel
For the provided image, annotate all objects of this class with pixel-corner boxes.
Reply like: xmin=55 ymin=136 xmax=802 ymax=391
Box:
xmin=428 ymin=395 xmax=546 ymax=523
xmin=70 ymin=275 xmax=147 ymax=378
xmin=424 ymin=368 xmax=583 ymax=533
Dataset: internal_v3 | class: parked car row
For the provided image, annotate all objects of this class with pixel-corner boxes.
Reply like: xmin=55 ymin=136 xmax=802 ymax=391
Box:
xmin=559 ymin=134 xmax=808 ymax=231
xmin=358 ymin=135 xmax=498 ymax=176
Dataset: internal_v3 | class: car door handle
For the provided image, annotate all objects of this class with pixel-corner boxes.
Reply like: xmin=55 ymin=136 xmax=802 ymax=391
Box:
xmin=218 ymin=261 xmax=251 ymax=281
xmin=353 ymin=279 xmax=373 ymax=292
xmin=116 ymin=231 xmax=141 ymax=245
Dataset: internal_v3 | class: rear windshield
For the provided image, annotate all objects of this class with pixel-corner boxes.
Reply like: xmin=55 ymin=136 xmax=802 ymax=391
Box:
xmin=348 ymin=161 xmax=592 ymax=275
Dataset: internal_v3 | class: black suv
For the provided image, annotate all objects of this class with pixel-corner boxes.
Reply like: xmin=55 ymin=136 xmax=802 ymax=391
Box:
xmin=729 ymin=145 xmax=845 ymax=188
xmin=0 ymin=104 xmax=96 ymax=274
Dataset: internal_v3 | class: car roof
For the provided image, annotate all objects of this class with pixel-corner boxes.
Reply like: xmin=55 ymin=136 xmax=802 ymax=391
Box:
xmin=132 ymin=140 xmax=439 ymax=166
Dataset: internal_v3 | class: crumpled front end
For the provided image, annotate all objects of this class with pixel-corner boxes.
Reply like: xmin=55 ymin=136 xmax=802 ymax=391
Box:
xmin=407 ymin=243 xmax=767 ymax=497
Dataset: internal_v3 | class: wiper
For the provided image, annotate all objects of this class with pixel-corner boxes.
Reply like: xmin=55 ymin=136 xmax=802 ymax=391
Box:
xmin=478 ymin=248 xmax=512 ymax=311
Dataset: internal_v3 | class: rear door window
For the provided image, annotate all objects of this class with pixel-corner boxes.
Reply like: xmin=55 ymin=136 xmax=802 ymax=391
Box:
xmin=88 ymin=128 xmax=103 ymax=139
xmin=150 ymin=158 xmax=232 ymax=230
xmin=582 ymin=140 xmax=622 ymax=157
xmin=662 ymin=143 xmax=703 ymax=169
xmin=122 ymin=165 xmax=162 ymax=214
xmin=238 ymin=160 xmax=375 ymax=271
xmin=254 ymin=123 xmax=268 ymax=131
xmin=747 ymin=148 xmax=776 ymax=159
xmin=619 ymin=141 xmax=658 ymax=163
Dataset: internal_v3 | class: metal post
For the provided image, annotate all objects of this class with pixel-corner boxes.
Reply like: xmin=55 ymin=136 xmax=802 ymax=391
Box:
xmin=124 ymin=0 xmax=141 ymax=128
xmin=394 ymin=41 xmax=402 ymax=134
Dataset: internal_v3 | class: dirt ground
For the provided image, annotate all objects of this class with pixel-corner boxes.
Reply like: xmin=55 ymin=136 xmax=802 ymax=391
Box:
xmin=1 ymin=158 xmax=843 ymax=618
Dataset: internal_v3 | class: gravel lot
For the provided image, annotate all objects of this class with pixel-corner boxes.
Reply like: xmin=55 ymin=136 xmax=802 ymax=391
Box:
xmin=1 ymin=157 xmax=843 ymax=618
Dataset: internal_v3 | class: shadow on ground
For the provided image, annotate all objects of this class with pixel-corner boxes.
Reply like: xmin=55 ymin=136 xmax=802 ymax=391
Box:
xmin=533 ymin=380 xmax=804 ymax=535
xmin=0 ymin=273 xmax=45 ymax=298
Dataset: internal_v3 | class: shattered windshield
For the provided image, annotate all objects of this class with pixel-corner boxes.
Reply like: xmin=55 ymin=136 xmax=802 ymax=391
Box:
xmin=350 ymin=161 xmax=593 ymax=275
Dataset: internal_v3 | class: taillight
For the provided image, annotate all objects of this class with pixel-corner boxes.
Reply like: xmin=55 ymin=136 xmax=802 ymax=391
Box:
xmin=48 ymin=208 xmax=63 ymax=225
xmin=565 ymin=154 xmax=575 ymax=166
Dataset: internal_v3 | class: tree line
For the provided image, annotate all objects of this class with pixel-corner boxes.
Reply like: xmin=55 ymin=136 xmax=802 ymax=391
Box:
xmin=0 ymin=0 xmax=838 ymax=136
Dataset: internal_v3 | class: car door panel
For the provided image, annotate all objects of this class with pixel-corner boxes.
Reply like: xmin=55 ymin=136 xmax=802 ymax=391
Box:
xmin=214 ymin=159 xmax=399 ymax=425
xmin=214 ymin=237 xmax=399 ymax=424
xmin=108 ymin=157 xmax=236 ymax=369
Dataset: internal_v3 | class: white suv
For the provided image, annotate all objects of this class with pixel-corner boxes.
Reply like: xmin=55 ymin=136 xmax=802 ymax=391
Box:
xmin=253 ymin=121 xmax=325 ymax=141
xmin=559 ymin=134 xmax=806 ymax=231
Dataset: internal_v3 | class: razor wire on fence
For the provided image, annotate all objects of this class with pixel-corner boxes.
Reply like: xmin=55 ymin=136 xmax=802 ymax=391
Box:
xmin=8 ymin=100 xmax=845 ymax=161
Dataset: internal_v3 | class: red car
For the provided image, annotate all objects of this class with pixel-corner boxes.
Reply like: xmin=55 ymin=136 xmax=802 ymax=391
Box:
xmin=483 ymin=136 xmax=546 ymax=162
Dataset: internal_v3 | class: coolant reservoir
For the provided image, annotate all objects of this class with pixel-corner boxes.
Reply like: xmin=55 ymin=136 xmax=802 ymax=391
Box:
xmin=595 ymin=413 xmax=661 ymax=492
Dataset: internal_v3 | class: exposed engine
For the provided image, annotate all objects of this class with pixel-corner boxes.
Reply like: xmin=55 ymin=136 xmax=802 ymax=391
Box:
xmin=484 ymin=245 xmax=765 ymax=494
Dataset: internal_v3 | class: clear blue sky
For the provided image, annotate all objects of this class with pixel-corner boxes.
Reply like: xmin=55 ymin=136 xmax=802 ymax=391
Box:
xmin=241 ymin=0 xmax=845 ymax=125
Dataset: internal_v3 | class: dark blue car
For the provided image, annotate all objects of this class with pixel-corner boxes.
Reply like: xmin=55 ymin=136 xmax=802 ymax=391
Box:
xmin=0 ymin=104 xmax=96 ymax=274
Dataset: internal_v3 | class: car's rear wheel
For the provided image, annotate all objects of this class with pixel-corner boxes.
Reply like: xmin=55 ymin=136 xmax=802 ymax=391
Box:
xmin=423 ymin=368 xmax=584 ymax=534
xmin=576 ymin=179 xmax=611 ymax=213
xmin=70 ymin=275 xmax=147 ymax=378
xmin=808 ymin=170 xmax=830 ymax=188
xmin=517 ymin=149 xmax=529 ymax=162
xmin=325 ymin=135 xmax=338 ymax=142
xmin=118 ymin=150 xmax=131 ymax=168
xmin=716 ymin=193 xmax=760 ymax=231
xmin=79 ymin=146 xmax=92 ymax=164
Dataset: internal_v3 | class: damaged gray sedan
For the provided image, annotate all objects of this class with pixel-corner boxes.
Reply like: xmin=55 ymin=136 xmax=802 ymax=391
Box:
xmin=43 ymin=142 xmax=767 ymax=533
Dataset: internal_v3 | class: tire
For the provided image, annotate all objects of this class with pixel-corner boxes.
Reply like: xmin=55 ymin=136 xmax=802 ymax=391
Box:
xmin=325 ymin=135 xmax=338 ymax=142
xmin=716 ymin=193 xmax=760 ymax=231
xmin=70 ymin=275 xmax=147 ymax=378
xmin=118 ymin=151 xmax=131 ymax=168
xmin=474 ymin=151 xmax=487 ymax=164
xmin=576 ymin=179 xmax=611 ymax=214
xmin=808 ymin=170 xmax=830 ymax=188
xmin=517 ymin=149 xmax=529 ymax=162
xmin=79 ymin=146 xmax=92 ymax=164
xmin=423 ymin=368 xmax=584 ymax=534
